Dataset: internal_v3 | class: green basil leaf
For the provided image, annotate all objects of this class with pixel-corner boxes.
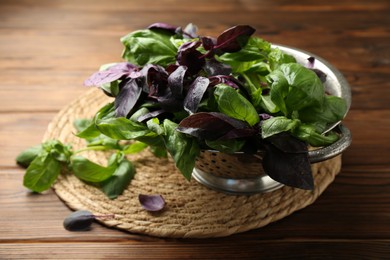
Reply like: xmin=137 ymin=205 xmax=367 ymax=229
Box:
xmin=23 ymin=152 xmax=61 ymax=193
xmin=245 ymin=62 xmax=270 ymax=75
xmin=75 ymin=118 xmax=120 ymax=150
xmin=121 ymin=29 xmax=177 ymax=67
xmin=163 ymin=119 xmax=200 ymax=180
xmin=71 ymin=156 xmax=115 ymax=183
xmin=94 ymin=102 xmax=116 ymax=122
xmin=122 ymin=142 xmax=148 ymax=155
xmin=96 ymin=117 xmax=156 ymax=140
xmin=282 ymin=63 xmax=325 ymax=112
xmin=49 ymin=141 xmax=72 ymax=163
xmin=268 ymin=63 xmax=326 ymax=116
xmin=261 ymin=116 xmax=300 ymax=139
xmin=268 ymin=70 xmax=289 ymax=115
xmin=241 ymin=73 xmax=262 ymax=97
xmin=74 ymin=119 xmax=101 ymax=140
xmin=214 ymin=84 xmax=260 ymax=126
xmin=149 ymin=145 xmax=168 ymax=158
xmin=95 ymin=105 xmax=165 ymax=147
xmin=217 ymin=37 xmax=271 ymax=73
xmin=129 ymin=107 xmax=150 ymax=121
xmin=94 ymin=102 xmax=157 ymax=142
xmin=100 ymin=159 xmax=135 ymax=199
xmin=205 ymin=139 xmax=245 ymax=153
xmin=74 ymin=118 xmax=92 ymax=133
xmin=292 ymin=124 xmax=339 ymax=147
xmin=268 ymin=47 xmax=296 ymax=70
xmin=260 ymin=95 xmax=279 ymax=114
xmin=299 ymin=95 xmax=347 ymax=126
xmin=146 ymin=118 xmax=164 ymax=135
xmin=16 ymin=145 xmax=43 ymax=168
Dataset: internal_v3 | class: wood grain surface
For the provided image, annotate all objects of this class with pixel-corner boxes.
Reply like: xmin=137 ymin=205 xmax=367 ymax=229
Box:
xmin=1 ymin=0 xmax=389 ymax=259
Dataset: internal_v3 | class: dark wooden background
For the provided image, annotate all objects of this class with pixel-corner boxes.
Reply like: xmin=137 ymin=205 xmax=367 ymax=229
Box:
xmin=1 ymin=0 xmax=389 ymax=259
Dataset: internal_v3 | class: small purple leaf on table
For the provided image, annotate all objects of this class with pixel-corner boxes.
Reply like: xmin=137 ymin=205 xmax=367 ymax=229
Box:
xmin=139 ymin=194 xmax=165 ymax=212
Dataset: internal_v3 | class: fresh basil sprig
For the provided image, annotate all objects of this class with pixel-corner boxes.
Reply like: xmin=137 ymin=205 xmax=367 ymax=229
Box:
xmin=16 ymin=120 xmax=140 ymax=199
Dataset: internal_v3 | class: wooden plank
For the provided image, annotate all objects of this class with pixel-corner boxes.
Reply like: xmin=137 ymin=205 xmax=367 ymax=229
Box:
xmin=0 ymin=113 xmax=53 ymax=167
xmin=342 ymin=109 xmax=390 ymax=166
xmin=0 ymin=241 xmax=389 ymax=259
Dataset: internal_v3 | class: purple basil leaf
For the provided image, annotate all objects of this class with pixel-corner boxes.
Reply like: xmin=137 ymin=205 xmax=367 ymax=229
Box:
xmin=147 ymin=23 xmax=178 ymax=34
xmin=183 ymin=77 xmax=210 ymax=114
xmin=178 ymin=41 xmax=201 ymax=54
xmin=140 ymin=64 xmax=168 ymax=98
xmin=214 ymin=25 xmax=255 ymax=53
xmin=209 ymin=75 xmax=242 ymax=89
xmin=263 ymin=142 xmax=313 ymax=190
xmin=201 ymin=36 xmax=216 ymax=51
xmin=115 ymin=79 xmax=143 ymax=117
xmin=266 ymin=132 xmax=308 ymax=154
xmin=218 ymin=127 xmax=258 ymax=140
xmin=84 ymin=62 xmax=140 ymax=87
xmin=307 ymin=56 xmax=315 ymax=69
xmin=139 ymin=194 xmax=165 ymax=212
xmin=63 ymin=210 xmax=95 ymax=231
xmin=137 ymin=109 xmax=166 ymax=122
xmin=178 ymin=113 xmax=232 ymax=139
xmin=168 ymin=65 xmax=188 ymax=98
xmin=210 ymin=112 xmax=250 ymax=129
xmin=183 ymin=23 xmax=198 ymax=39
xmin=165 ymin=64 xmax=179 ymax=74
xmin=306 ymin=57 xmax=327 ymax=83
xmin=311 ymin=68 xmax=327 ymax=83
xmin=204 ymin=59 xmax=232 ymax=76
xmin=177 ymin=41 xmax=205 ymax=75
xmin=177 ymin=112 xmax=249 ymax=140
xmin=259 ymin=113 xmax=272 ymax=121
xmin=157 ymin=89 xmax=183 ymax=112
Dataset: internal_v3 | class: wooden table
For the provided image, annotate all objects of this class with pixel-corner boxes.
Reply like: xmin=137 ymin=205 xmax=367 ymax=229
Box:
xmin=1 ymin=0 xmax=389 ymax=259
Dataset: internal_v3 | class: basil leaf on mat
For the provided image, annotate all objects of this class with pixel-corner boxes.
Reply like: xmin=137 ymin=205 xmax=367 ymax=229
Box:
xmin=71 ymin=156 xmax=116 ymax=183
xmin=100 ymin=159 xmax=135 ymax=199
xmin=23 ymin=152 xmax=61 ymax=193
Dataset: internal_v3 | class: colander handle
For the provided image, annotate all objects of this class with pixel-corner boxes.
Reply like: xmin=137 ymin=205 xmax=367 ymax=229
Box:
xmin=308 ymin=124 xmax=352 ymax=163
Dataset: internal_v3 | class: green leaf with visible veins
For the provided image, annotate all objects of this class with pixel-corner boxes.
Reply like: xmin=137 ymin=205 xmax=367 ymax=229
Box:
xmin=71 ymin=156 xmax=116 ymax=183
xmin=100 ymin=158 xmax=135 ymax=199
xmin=23 ymin=152 xmax=61 ymax=193
xmin=163 ymin=119 xmax=200 ymax=180
xmin=121 ymin=29 xmax=177 ymax=67
xmin=16 ymin=145 xmax=43 ymax=168
xmin=214 ymin=84 xmax=259 ymax=126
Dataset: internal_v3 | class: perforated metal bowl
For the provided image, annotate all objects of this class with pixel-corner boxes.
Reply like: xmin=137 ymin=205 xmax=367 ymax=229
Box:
xmin=192 ymin=45 xmax=352 ymax=195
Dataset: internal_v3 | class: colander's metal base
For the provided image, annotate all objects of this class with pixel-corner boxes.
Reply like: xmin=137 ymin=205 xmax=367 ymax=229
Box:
xmin=192 ymin=124 xmax=351 ymax=195
xmin=192 ymin=168 xmax=284 ymax=195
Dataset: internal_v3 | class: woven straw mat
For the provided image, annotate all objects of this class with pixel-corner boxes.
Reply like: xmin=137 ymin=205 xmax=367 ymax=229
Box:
xmin=44 ymin=88 xmax=342 ymax=238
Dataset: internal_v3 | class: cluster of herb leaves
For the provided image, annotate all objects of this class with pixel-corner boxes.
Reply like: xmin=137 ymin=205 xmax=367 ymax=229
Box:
xmin=17 ymin=23 xmax=347 ymax=193
xmin=16 ymin=119 xmax=147 ymax=198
